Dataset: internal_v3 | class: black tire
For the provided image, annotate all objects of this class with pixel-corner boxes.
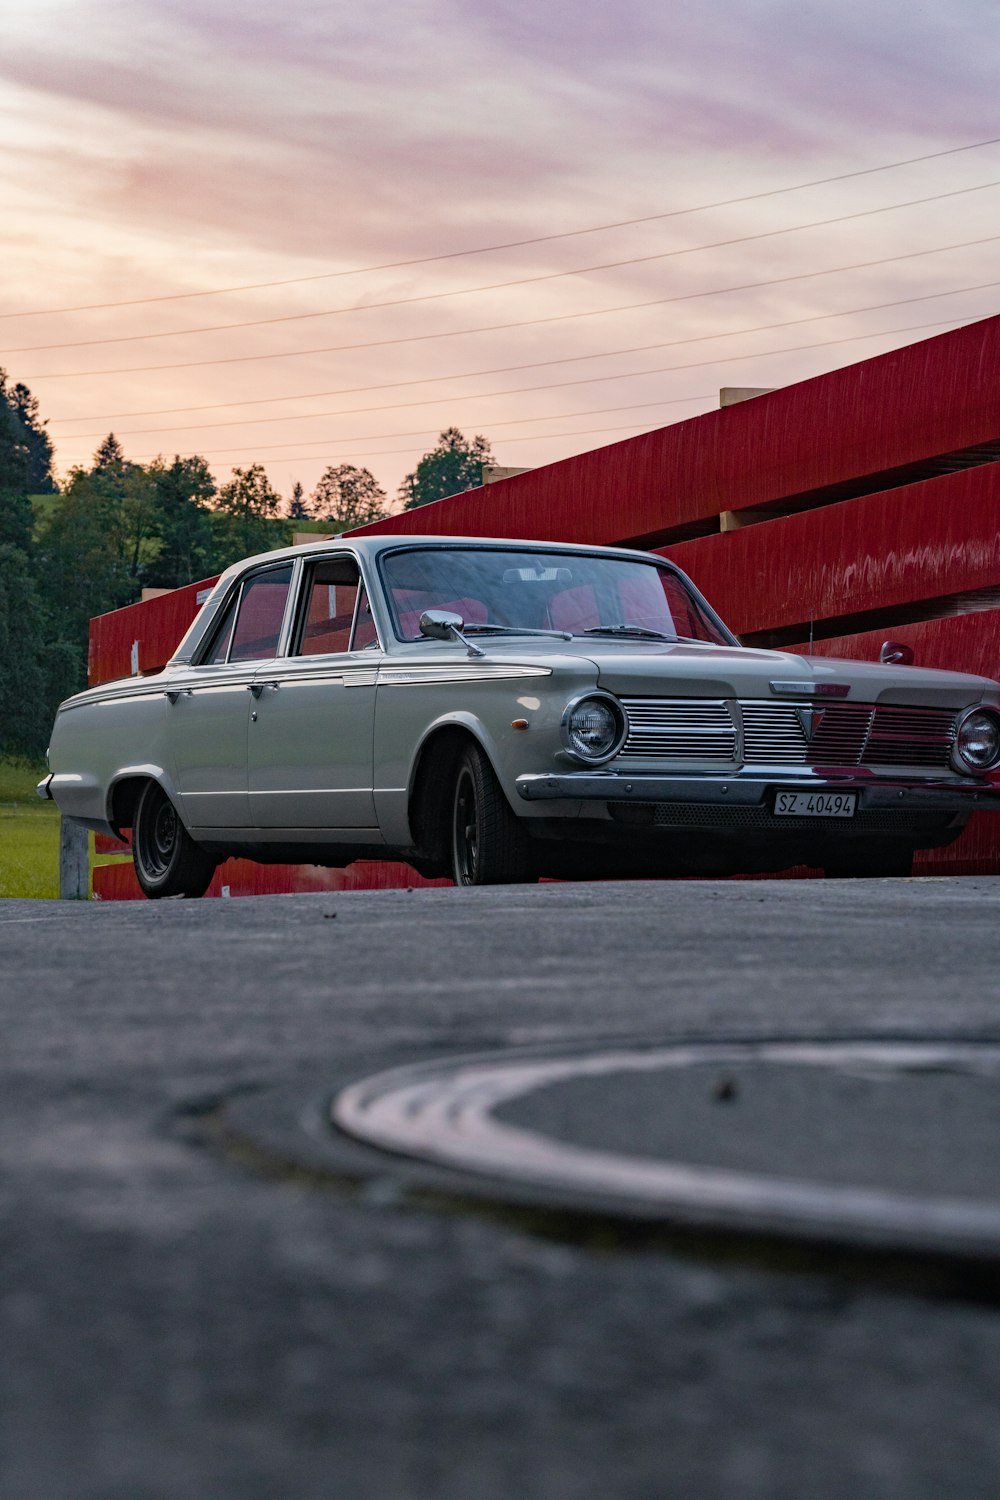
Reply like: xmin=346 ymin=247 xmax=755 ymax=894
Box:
xmin=132 ymin=780 xmax=217 ymax=899
xmin=450 ymin=745 xmax=533 ymax=886
xmin=823 ymin=845 xmax=913 ymax=879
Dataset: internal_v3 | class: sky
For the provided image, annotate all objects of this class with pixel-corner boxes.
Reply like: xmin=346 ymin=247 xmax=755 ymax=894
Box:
xmin=1 ymin=0 xmax=999 ymax=510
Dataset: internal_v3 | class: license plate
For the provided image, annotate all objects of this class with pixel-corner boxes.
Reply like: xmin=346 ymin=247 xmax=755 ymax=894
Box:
xmin=773 ymin=791 xmax=857 ymax=818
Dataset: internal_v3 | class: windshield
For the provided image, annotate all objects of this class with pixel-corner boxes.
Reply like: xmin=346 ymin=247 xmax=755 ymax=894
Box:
xmin=380 ymin=546 xmax=735 ymax=646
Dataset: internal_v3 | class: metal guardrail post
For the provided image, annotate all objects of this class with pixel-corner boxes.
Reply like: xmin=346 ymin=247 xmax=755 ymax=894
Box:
xmin=59 ymin=817 xmax=89 ymax=900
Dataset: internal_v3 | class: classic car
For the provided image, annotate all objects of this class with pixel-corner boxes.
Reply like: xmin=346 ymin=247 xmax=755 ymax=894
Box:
xmin=39 ymin=533 xmax=1000 ymax=895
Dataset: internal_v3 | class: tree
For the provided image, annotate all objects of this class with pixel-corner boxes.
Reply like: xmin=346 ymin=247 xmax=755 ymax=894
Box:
xmin=34 ymin=462 xmax=150 ymax=670
xmin=0 ymin=543 xmax=76 ymax=755
xmin=92 ymin=432 xmax=128 ymax=478
xmin=287 ymin=480 xmax=310 ymax=520
xmin=0 ymin=370 xmax=75 ymax=753
xmin=145 ymin=455 xmax=217 ymax=588
xmin=0 ymin=369 xmax=38 ymax=552
xmin=2 ymin=371 xmax=55 ymax=495
xmin=398 ymin=427 xmax=493 ymax=510
xmin=311 ymin=464 xmax=387 ymax=531
xmin=213 ymin=464 xmax=286 ymax=560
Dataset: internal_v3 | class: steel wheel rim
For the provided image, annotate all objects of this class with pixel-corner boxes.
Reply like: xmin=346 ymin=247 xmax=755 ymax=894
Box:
xmin=453 ymin=766 xmax=478 ymax=885
xmin=137 ymin=788 xmax=177 ymax=880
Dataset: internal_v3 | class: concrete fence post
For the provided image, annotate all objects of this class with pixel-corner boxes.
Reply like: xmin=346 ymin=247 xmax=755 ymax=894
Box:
xmin=59 ymin=817 xmax=89 ymax=900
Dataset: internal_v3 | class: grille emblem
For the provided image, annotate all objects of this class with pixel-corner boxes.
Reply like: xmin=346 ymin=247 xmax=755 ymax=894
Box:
xmin=796 ymin=707 xmax=826 ymax=741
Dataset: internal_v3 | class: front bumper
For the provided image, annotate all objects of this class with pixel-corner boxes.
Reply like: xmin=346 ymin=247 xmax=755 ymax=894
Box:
xmin=515 ymin=771 xmax=1000 ymax=813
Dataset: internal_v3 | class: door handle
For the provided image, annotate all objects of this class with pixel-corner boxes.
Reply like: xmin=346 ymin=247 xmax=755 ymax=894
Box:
xmin=249 ymin=681 xmax=279 ymax=699
xmin=164 ymin=688 xmax=192 ymax=704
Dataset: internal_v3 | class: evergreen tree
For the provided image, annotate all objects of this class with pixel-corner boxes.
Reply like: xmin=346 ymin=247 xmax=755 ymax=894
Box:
xmin=0 ymin=543 xmax=51 ymax=753
xmin=0 ymin=370 xmax=76 ymax=750
xmin=288 ymin=480 xmax=310 ymax=520
xmin=311 ymin=464 xmax=387 ymax=531
xmin=0 ymin=370 xmax=36 ymax=552
xmin=0 ymin=543 xmax=77 ymax=754
xmin=92 ymin=432 xmax=128 ymax=475
xmin=7 ymin=379 xmax=55 ymax=493
xmin=398 ymin=427 xmax=493 ymax=510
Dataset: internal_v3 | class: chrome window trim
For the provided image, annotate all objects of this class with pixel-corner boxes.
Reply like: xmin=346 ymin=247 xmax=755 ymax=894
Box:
xmin=193 ymin=560 xmax=297 ymax=668
xmin=275 ymin=556 xmax=305 ymax=658
xmin=375 ymin=541 xmax=740 ymax=648
xmin=349 ymin=577 xmax=384 ymax=655
xmin=286 ymin=551 xmax=386 ymax=659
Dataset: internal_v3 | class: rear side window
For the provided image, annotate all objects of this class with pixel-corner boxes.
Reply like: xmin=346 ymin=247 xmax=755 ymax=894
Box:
xmin=211 ymin=565 xmax=294 ymax=664
xmin=202 ymin=592 xmax=239 ymax=665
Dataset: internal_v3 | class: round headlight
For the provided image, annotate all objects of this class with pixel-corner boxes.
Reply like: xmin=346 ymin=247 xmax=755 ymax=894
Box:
xmin=562 ymin=695 xmax=625 ymax=762
xmin=955 ymin=710 xmax=1000 ymax=772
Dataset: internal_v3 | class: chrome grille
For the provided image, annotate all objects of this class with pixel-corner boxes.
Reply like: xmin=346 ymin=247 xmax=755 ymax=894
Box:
xmin=740 ymin=703 xmax=876 ymax=765
xmin=617 ymin=697 xmax=958 ymax=769
xmin=740 ymin=700 xmax=957 ymax=769
xmin=619 ymin=698 xmax=737 ymax=761
xmin=740 ymin=703 xmax=810 ymax=765
xmin=863 ymin=706 xmax=957 ymax=766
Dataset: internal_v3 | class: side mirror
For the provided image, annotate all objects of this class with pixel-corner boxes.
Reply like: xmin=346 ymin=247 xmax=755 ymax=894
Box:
xmin=418 ymin=609 xmax=485 ymax=659
xmin=880 ymin=640 xmax=914 ymax=667
xmin=419 ymin=609 xmax=464 ymax=641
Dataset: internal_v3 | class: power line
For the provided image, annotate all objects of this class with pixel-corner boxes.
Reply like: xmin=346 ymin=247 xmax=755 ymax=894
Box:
xmin=57 ymin=314 xmax=980 ymax=465
xmin=8 ymin=179 xmax=1000 ymax=358
xmin=125 ymin=419 xmax=676 ymax=466
xmin=117 ymin=395 xmax=717 ymax=459
xmin=30 ymin=231 xmax=1000 ymax=385
xmin=52 ymin=283 xmax=1000 ymax=442
xmin=6 ymin=133 xmax=1000 ymax=320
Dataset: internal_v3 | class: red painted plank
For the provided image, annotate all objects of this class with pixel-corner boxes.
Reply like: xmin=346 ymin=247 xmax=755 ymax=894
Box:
xmin=89 ymin=576 xmax=218 ymax=686
xmin=780 ymin=610 xmax=1000 ymax=682
xmin=92 ymin=858 xmax=451 ymax=901
xmin=663 ymin=463 xmax=1000 ymax=639
xmin=352 ymin=314 xmax=1000 ymax=548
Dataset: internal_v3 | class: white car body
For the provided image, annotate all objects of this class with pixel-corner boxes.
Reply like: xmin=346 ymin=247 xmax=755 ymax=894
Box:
xmin=40 ymin=535 xmax=1000 ymax=893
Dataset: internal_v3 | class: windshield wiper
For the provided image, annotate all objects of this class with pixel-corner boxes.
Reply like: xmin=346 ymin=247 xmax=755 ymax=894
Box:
xmin=580 ymin=624 xmax=676 ymax=640
xmin=462 ymin=622 xmax=574 ymax=641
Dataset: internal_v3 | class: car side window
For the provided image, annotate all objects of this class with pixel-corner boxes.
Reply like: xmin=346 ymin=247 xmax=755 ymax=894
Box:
xmin=201 ymin=592 xmax=240 ymax=665
xmin=353 ymin=586 xmax=379 ymax=650
xmin=227 ymin=564 xmax=294 ymax=663
xmin=294 ymin=559 xmax=375 ymax=656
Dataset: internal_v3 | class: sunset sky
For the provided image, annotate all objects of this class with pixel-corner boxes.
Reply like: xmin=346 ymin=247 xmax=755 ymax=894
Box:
xmin=2 ymin=0 xmax=999 ymax=509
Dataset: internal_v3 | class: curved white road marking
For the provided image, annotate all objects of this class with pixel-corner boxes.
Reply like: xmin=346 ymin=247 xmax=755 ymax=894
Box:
xmin=332 ymin=1042 xmax=1000 ymax=1249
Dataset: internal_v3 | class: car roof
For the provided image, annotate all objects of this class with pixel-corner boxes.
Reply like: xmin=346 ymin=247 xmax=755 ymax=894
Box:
xmin=171 ymin=534 xmax=682 ymax=665
xmin=218 ymin=532 xmax=669 ymax=577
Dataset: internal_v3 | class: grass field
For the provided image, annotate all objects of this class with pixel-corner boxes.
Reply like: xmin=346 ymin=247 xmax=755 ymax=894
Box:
xmin=0 ymin=757 xmax=63 ymax=897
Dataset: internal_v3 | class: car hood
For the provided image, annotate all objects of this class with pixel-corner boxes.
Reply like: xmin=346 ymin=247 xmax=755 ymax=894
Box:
xmin=571 ymin=640 xmax=1000 ymax=707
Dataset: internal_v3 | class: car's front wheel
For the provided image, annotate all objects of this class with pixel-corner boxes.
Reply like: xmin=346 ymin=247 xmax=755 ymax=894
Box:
xmin=450 ymin=745 xmax=533 ymax=886
xmin=132 ymin=780 xmax=217 ymax=899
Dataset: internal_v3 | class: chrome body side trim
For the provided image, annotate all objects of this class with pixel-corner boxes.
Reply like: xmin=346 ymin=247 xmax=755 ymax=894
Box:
xmin=378 ymin=665 xmax=552 ymax=686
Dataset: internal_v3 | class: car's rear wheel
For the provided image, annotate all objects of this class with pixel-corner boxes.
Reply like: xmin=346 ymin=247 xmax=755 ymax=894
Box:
xmin=133 ymin=780 xmax=217 ymax=899
xmin=451 ymin=746 xmax=533 ymax=886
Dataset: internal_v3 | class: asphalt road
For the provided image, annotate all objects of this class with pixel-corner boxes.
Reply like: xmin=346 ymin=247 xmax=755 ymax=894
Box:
xmin=4 ymin=877 xmax=1000 ymax=1499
